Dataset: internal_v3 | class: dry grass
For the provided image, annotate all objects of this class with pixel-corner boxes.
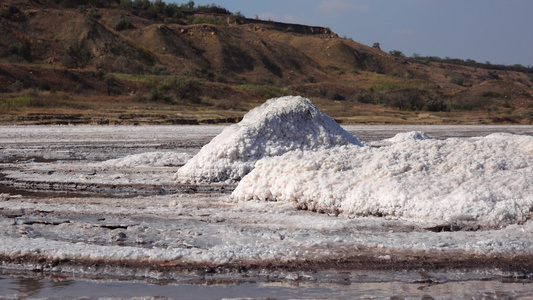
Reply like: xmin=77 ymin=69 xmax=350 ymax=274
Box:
xmin=1 ymin=87 xmax=530 ymax=125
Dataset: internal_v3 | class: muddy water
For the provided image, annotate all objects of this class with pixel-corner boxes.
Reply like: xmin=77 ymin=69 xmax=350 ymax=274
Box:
xmin=2 ymin=274 xmax=533 ymax=299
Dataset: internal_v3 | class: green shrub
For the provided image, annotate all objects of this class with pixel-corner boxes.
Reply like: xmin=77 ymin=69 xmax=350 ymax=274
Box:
xmin=389 ymin=50 xmax=405 ymax=58
xmin=488 ymin=71 xmax=500 ymax=80
xmin=149 ymin=79 xmax=174 ymax=103
xmin=149 ymin=77 xmax=201 ymax=104
xmin=0 ymin=93 xmax=43 ymax=112
xmin=174 ymin=78 xmax=200 ymax=102
xmin=113 ymin=15 xmax=133 ymax=31
xmin=38 ymin=82 xmax=52 ymax=91
xmin=152 ymin=65 xmax=170 ymax=75
xmin=354 ymin=93 xmax=373 ymax=104
xmin=385 ymin=89 xmax=424 ymax=111
xmin=7 ymin=43 xmax=31 ymax=62
xmin=449 ymin=76 xmax=464 ymax=86
xmin=230 ymin=11 xmax=245 ymax=23
xmin=451 ymin=102 xmax=475 ymax=111
xmin=88 ymin=8 xmax=102 ymax=19
xmin=422 ymin=100 xmax=450 ymax=112
xmin=120 ymin=0 xmax=133 ymax=10
xmin=103 ymin=73 xmax=116 ymax=96
xmin=330 ymin=92 xmax=346 ymax=101
xmin=0 ymin=6 xmax=23 ymax=20
xmin=12 ymin=80 xmax=24 ymax=92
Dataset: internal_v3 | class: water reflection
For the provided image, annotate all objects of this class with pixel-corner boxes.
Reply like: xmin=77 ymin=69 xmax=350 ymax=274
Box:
xmin=4 ymin=276 xmax=73 ymax=298
xmin=2 ymin=274 xmax=533 ymax=299
xmin=11 ymin=277 xmax=43 ymax=297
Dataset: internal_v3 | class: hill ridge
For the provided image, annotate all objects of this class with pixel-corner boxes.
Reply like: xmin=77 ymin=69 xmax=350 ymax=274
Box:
xmin=1 ymin=0 xmax=532 ymax=125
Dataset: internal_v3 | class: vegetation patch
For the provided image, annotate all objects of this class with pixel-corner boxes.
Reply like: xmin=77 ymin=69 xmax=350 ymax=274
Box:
xmin=0 ymin=91 xmax=43 ymax=112
xmin=148 ymin=77 xmax=201 ymax=104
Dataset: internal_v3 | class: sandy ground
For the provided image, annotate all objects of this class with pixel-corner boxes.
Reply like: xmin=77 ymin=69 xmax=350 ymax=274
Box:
xmin=2 ymin=125 xmax=533 ymax=285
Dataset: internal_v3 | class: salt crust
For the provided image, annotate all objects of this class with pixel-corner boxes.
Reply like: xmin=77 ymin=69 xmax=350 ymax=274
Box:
xmin=97 ymin=151 xmax=191 ymax=167
xmin=174 ymin=96 xmax=362 ymax=183
xmin=233 ymin=132 xmax=533 ymax=228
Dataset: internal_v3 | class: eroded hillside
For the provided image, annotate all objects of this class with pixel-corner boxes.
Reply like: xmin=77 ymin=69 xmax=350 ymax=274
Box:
xmin=1 ymin=0 xmax=532 ymax=124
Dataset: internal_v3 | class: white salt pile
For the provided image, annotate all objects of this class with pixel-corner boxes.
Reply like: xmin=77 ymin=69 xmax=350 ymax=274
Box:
xmin=174 ymin=96 xmax=362 ymax=183
xmin=371 ymin=131 xmax=431 ymax=146
xmin=98 ymin=152 xmax=191 ymax=167
xmin=233 ymin=132 xmax=533 ymax=228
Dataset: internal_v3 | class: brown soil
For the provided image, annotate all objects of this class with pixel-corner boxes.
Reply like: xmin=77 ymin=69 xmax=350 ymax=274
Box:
xmin=1 ymin=0 xmax=532 ymax=125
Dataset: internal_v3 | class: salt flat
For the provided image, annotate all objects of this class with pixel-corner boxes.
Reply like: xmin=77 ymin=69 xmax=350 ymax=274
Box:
xmin=1 ymin=123 xmax=533 ymax=285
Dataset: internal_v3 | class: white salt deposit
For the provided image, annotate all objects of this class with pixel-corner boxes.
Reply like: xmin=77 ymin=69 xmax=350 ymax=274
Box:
xmin=370 ymin=131 xmax=431 ymax=146
xmin=98 ymin=151 xmax=191 ymax=167
xmin=233 ymin=132 xmax=533 ymax=228
xmin=4 ymin=125 xmax=533 ymax=284
xmin=174 ymin=96 xmax=362 ymax=183
xmin=387 ymin=131 xmax=431 ymax=142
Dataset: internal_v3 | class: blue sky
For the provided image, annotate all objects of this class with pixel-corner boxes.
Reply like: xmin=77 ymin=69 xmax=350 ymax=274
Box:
xmin=170 ymin=0 xmax=532 ymax=66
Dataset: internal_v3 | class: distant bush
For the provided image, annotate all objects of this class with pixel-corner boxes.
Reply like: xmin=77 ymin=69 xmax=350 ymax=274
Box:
xmin=11 ymin=80 xmax=24 ymax=92
xmin=38 ymin=82 xmax=52 ymax=91
xmin=61 ymin=54 xmax=76 ymax=68
xmin=488 ymin=71 xmax=500 ymax=80
xmin=354 ymin=93 xmax=373 ymax=104
xmin=389 ymin=50 xmax=405 ymax=58
xmin=7 ymin=43 xmax=31 ymax=62
xmin=449 ymin=76 xmax=464 ymax=86
xmin=422 ymin=100 xmax=450 ymax=112
xmin=55 ymin=0 xmax=235 ymax=25
xmin=385 ymin=89 xmax=424 ymax=111
xmin=119 ymin=0 xmax=133 ymax=10
xmin=330 ymin=92 xmax=346 ymax=101
xmin=149 ymin=78 xmax=174 ymax=103
xmin=88 ymin=8 xmax=102 ymax=19
xmin=0 ymin=6 xmax=23 ymax=20
xmin=175 ymin=78 xmax=201 ymax=102
xmin=103 ymin=73 xmax=116 ymax=96
xmin=409 ymin=55 xmax=533 ymax=75
xmin=230 ymin=11 xmax=245 ymax=24
xmin=0 ymin=8 xmax=10 ymax=18
xmin=152 ymin=65 xmax=170 ymax=75
xmin=63 ymin=45 xmax=92 ymax=68
xmin=450 ymin=102 xmax=475 ymax=111
xmin=0 ymin=91 xmax=43 ymax=112
xmin=149 ymin=77 xmax=201 ymax=104
xmin=113 ymin=15 xmax=133 ymax=31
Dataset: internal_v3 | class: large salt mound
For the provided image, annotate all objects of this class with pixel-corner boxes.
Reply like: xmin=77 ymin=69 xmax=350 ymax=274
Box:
xmin=233 ymin=132 xmax=533 ymax=228
xmin=174 ymin=96 xmax=362 ymax=183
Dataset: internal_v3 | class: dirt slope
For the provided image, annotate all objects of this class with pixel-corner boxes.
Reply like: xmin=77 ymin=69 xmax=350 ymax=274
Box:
xmin=1 ymin=0 xmax=532 ymax=124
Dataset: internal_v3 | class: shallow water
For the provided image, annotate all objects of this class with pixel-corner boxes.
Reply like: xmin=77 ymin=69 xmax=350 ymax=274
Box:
xmin=3 ymin=274 xmax=533 ymax=299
